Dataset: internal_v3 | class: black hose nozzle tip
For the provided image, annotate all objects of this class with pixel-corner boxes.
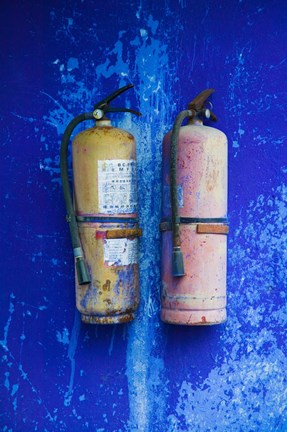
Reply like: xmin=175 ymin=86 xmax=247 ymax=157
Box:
xmin=172 ymin=247 xmax=185 ymax=277
xmin=76 ymin=258 xmax=91 ymax=285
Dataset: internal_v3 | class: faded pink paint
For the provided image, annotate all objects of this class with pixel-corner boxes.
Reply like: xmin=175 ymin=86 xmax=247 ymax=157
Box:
xmin=161 ymin=120 xmax=228 ymax=325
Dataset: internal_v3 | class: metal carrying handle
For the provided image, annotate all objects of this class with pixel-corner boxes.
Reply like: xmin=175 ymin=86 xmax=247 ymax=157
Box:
xmin=170 ymin=88 xmax=217 ymax=277
xmin=188 ymin=88 xmax=217 ymax=122
xmin=93 ymin=84 xmax=141 ymax=120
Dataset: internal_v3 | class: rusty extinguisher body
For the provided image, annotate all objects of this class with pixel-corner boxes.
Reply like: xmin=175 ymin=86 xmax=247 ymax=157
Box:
xmin=60 ymin=85 xmax=142 ymax=324
xmin=160 ymin=89 xmax=228 ymax=325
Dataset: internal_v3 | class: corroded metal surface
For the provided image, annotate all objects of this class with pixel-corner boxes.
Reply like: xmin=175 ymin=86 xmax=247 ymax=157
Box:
xmin=76 ymin=222 xmax=140 ymax=322
xmin=196 ymin=223 xmax=229 ymax=234
xmin=106 ymin=227 xmax=142 ymax=239
xmin=81 ymin=312 xmax=135 ymax=324
xmin=72 ymin=123 xmax=140 ymax=323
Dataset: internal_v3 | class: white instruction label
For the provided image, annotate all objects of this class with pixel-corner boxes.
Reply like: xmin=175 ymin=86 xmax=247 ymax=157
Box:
xmin=104 ymin=238 xmax=138 ymax=266
xmin=98 ymin=160 xmax=137 ymax=214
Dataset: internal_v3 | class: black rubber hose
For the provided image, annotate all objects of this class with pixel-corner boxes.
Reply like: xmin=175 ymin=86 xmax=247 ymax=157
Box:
xmin=170 ymin=109 xmax=194 ymax=277
xmin=60 ymin=112 xmax=94 ymax=284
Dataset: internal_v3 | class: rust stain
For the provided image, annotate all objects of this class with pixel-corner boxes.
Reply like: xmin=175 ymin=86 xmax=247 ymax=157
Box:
xmin=103 ymin=298 xmax=112 ymax=305
xmin=197 ymin=224 xmax=229 ymax=235
xmin=95 ymin=230 xmax=106 ymax=239
xmin=102 ymin=280 xmax=111 ymax=291
xmin=206 ymin=169 xmax=220 ymax=192
xmin=106 ymin=227 xmax=142 ymax=239
xmin=81 ymin=312 xmax=135 ymax=325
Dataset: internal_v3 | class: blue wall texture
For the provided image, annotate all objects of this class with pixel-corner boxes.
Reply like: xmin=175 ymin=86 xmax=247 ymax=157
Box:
xmin=1 ymin=1 xmax=287 ymax=431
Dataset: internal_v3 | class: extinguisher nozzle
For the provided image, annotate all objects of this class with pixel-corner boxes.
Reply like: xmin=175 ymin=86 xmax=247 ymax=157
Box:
xmin=76 ymin=258 xmax=91 ymax=285
xmin=172 ymin=247 xmax=185 ymax=277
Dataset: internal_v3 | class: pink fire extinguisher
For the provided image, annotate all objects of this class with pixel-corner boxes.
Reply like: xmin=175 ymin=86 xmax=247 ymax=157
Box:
xmin=160 ymin=89 xmax=229 ymax=325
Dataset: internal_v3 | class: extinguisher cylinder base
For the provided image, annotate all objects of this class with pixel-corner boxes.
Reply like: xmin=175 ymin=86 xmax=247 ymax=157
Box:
xmin=172 ymin=247 xmax=185 ymax=277
xmin=81 ymin=312 xmax=135 ymax=325
xmin=161 ymin=308 xmax=227 ymax=326
xmin=76 ymin=258 xmax=91 ymax=285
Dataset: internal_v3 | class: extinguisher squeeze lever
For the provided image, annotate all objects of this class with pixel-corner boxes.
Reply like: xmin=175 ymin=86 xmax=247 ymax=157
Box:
xmin=60 ymin=84 xmax=140 ymax=286
xmin=170 ymin=89 xmax=216 ymax=277
xmin=93 ymin=83 xmax=141 ymax=120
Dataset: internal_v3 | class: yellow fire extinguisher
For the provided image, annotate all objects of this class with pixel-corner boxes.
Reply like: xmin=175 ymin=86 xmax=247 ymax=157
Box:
xmin=160 ymin=89 xmax=228 ymax=325
xmin=60 ymin=84 xmax=142 ymax=324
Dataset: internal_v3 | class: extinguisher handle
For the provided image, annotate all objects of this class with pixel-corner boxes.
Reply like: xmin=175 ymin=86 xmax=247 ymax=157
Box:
xmin=209 ymin=110 xmax=217 ymax=122
xmin=94 ymin=83 xmax=134 ymax=108
xmin=188 ymin=88 xmax=214 ymax=111
xmin=93 ymin=84 xmax=141 ymax=118
xmin=188 ymin=88 xmax=217 ymax=122
xmin=106 ymin=107 xmax=141 ymax=117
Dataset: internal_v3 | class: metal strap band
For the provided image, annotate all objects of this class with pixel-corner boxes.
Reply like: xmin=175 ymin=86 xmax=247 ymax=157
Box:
xmin=160 ymin=221 xmax=172 ymax=232
xmin=77 ymin=216 xmax=138 ymax=223
xmin=160 ymin=217 xmax=229 ymax=233
xmin=180 ymin=217 xmax=228 ymax=224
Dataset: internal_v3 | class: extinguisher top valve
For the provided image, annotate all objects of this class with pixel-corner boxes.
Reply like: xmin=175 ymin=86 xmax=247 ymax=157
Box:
xmin=92 ymin=83 xmax=141 ymax=120
xmin=187 ymin=88 xmax=217 ymax=122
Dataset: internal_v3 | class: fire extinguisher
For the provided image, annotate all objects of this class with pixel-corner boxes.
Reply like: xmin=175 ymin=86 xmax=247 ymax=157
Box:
xmin=160 ymin=89 xmax=228 ymax=325
xmin=60 ymin=84 xmax=142 ymax=324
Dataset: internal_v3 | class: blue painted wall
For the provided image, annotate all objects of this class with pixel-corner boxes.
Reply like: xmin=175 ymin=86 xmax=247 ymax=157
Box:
xmin=1 ymin=1 xmax=287 ymax=430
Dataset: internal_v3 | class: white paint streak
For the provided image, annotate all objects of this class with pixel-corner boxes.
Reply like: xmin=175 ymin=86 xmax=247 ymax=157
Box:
xmin=64 ymin=311 xmax=81 ymax=407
